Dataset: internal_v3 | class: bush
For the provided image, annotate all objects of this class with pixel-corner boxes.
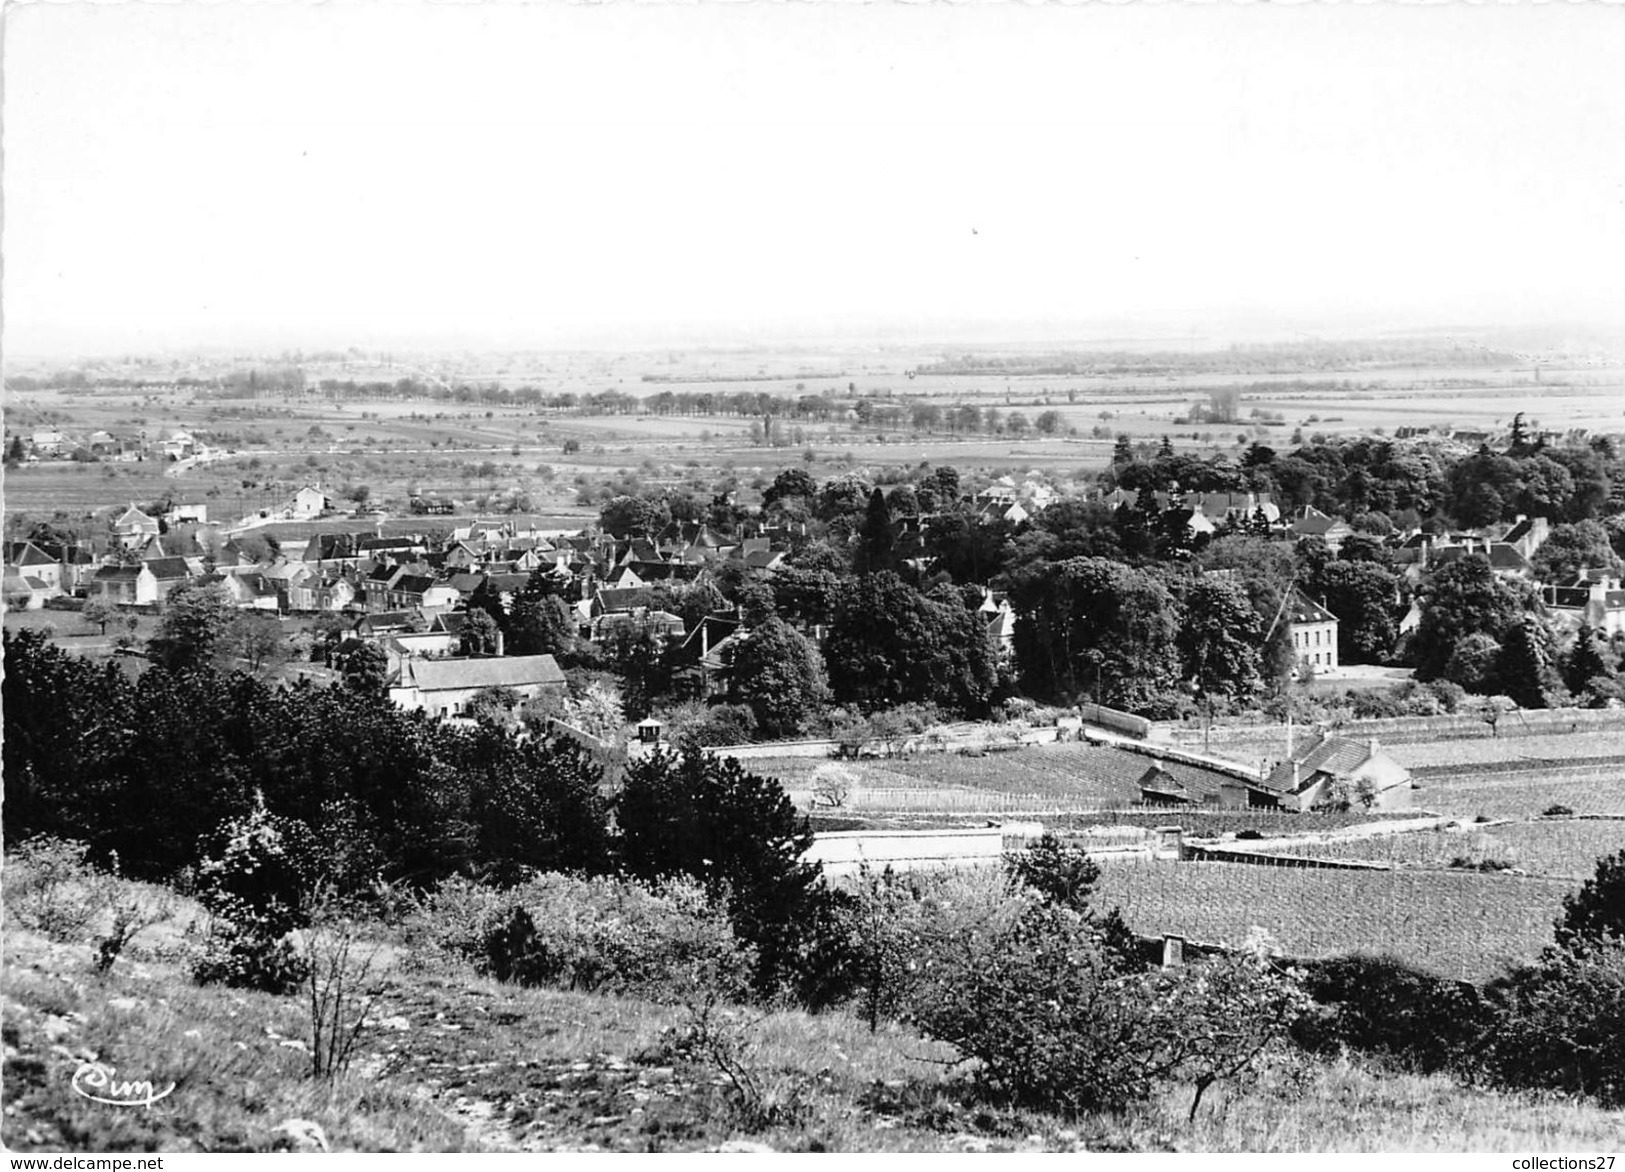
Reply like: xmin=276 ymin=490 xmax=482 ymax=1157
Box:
xmin=908 ymin=902 xmax=1160 ymax=1114
xmin=191 ymin=799 xmax=317 ymax=995
xmin=1294 ymin=953 xmax=1495 ymax=1075
xmin=1005 ymin=833 xmax=1142 ymax=968
xmin=4 ymin=836 xmax=105 ymax=941
xmin=425 ymin=872 xmax=755 ymax=1003
xmin=1554 ymin=849 xmax=1625 ymax=954
xmin=908 ymin=901 xmax=1307 ymax=1119
xmin=1482 ymin=942 xmax=1625 ymax=1106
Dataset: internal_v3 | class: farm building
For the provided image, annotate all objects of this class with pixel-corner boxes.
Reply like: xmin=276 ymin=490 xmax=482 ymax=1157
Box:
xmin=1262 ymin=734 xmax=1414 ymax=813
xmin=388 ymin=653 xmax=567 ymax=719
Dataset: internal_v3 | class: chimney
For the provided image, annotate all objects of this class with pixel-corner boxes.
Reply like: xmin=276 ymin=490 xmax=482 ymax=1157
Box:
xmin=1368 ymin=737 xmax=1380 ymax=757
xmin=1291 ymin=759 xmax=1301 ymax=790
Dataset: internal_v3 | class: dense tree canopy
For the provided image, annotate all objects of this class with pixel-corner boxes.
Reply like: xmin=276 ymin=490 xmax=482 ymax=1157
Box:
xmin=1008 ymin=557 xmax=1183 ymax=714
xmin=823 ymin=572 xmax=998 ymax=716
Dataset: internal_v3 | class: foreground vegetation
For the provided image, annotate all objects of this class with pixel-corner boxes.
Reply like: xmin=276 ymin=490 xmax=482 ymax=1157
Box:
xmin=6 ymin=839 xmax=1625 ymax=1154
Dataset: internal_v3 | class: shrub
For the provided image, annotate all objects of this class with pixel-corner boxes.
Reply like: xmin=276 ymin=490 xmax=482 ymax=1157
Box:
xmin=1005 ymin=833 xmax=1142 ymax=968
xmin=908 ymin=902 xmax=1160 ymax=1115
xmin=1543 ymin=804 xmax=1575 ymax=818
xmin=4 ymin=836 xmax=104 ymax=941
xmin=1482 ymin=942 xmax=1625 ymax=1106
xmin=303 ymin=899 xmax=389 ymax=1081
xmin=192 ymin=798 xmax=317 ymax=995
xmin=1294 ymin=953 xmax=1495 ymax=1075
xmin=433 ymin=873 xmax=755 ymax=1003
xmin=1554 ymin=849 xmax=1625 ymax=954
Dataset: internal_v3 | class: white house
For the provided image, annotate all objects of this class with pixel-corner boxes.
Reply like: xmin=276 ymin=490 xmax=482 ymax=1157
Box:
xmin=1286 ymin=590 xmax=1340 ymax=673
xmin=286 ymin=485 xmax=331 ymax=520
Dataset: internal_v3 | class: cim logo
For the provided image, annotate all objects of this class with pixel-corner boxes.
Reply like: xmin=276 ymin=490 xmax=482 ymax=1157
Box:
xmin=71 ymin=1062 xmax=176 ymax=1108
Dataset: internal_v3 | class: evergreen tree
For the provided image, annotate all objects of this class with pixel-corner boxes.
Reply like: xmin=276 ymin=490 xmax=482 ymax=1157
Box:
xmin=1112 ymin=434 xmax=1135 ymax=466
xmin=1564 ymin=624 xmax=1610 ymax=696
xmin=855 ymin=486 xmax=897 ymax=575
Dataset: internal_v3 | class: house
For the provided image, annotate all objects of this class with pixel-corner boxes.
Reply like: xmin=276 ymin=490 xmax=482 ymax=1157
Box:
xmin=1502 ymin=515 xmax=1552 ymax=562
xmin=30 ymin=428 xmax=66 ymax=456
xmin=2 ymin=566 xmax=53 ymax=610
xmin=161 ymin=431 xmax=198 ymax=460
xmin=592 ymin=608 xmax=686 ymax=644
xmin=286 ymin=568 xmax=357 ymax=613
xmin=165 ymin=502 xmax=209 ymax=525
xmin=978 ymin=588 xmax=1017 ymax=657
xmin=1286 ymin=590 xmax=1340 ymax=673
xmin=286 ymin=485 xmax=330 ymax=520
xmin=146 ymin=557 xmax=195 ymax=602
xmin=1543 ymin=575 xmax=1625 ymax=637
xmin=389 ymin=653 xmax=567 ymax=719
xmin=199 ymin=571 xmax=280 ymax=611
xmin=1290 ymin=506 xmax=1353 ymax=552
xmin=4 ymin=542 xmax=65 ymax=596
xmin=388 ymin=574 xmax=461 ymax=612
xmin=92 ymin=563 xmax=159 ymax=606
xmin=1430 ymin=538 xmax=1534 ymax=579
xmin=1261 ymin=734 xmax=1415 ymax=813
xmin=112 ymin=504 xmax=161 ymax=550
xmin=669 ymin=616 xmax=742 ymax=698
xmin=302 ymin=533 xmax=364 ymax=567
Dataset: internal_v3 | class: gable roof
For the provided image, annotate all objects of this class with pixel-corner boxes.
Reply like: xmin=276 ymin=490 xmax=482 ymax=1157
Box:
xmin=598 ymin=586 xmax=658 ymax=613
xmin=94 ymin=564 xmax=148 ymax=581
xmin=1285 ymin=590 xmax=1338 ymax=626
xmin=146 ymin=556 xmax=193 ymax=581
xmin=395 ymin=653 xmax=566 ymax=693
xmin=5 ymin=542 xmax=58 ymax=568
xmin=1264 ymin=734 xmax=1381 ymax=793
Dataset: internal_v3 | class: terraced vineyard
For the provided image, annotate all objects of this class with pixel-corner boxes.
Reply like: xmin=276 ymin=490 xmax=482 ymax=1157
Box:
xmin=1091 ymin=858 xmax=1570 ymax=983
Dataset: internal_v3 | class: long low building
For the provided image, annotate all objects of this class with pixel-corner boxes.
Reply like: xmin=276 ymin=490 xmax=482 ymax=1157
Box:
xmin=388 ymin=653 xmax=567 ymax=719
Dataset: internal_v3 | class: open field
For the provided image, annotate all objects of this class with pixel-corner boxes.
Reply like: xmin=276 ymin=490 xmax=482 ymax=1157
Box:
xmin=1092 ymin=858 xmax=1569 ymax=983
xmin=10 ymin=340 xmax=1625 ymax=534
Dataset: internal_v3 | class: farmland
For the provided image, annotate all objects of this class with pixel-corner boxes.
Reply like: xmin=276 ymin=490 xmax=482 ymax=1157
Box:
xmin=1256 ymin=817 xmax=1625 ymax=881
xmin=1091 ymin=858 xmax=1570 ymax=982
xmin=9 ymin=337 xmax=1625 ymax=539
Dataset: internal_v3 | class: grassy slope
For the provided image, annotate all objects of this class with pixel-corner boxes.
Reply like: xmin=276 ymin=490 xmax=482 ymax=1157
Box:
xmin=6 ymin=908 xmax=1624 ymax=1154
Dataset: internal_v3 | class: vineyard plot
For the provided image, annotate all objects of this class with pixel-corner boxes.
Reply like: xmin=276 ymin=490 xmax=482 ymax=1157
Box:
xmin=1090 ymin=858 xmax=1569 ymax=983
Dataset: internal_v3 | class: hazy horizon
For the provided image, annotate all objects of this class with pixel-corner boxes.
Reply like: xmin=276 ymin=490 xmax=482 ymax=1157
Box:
xmin=6 ymin=4 xmax=1624 ymax=362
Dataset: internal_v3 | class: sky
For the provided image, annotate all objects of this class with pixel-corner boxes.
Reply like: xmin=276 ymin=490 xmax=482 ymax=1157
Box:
xmin=5 ymin=2 xmax=1625 ymax=358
